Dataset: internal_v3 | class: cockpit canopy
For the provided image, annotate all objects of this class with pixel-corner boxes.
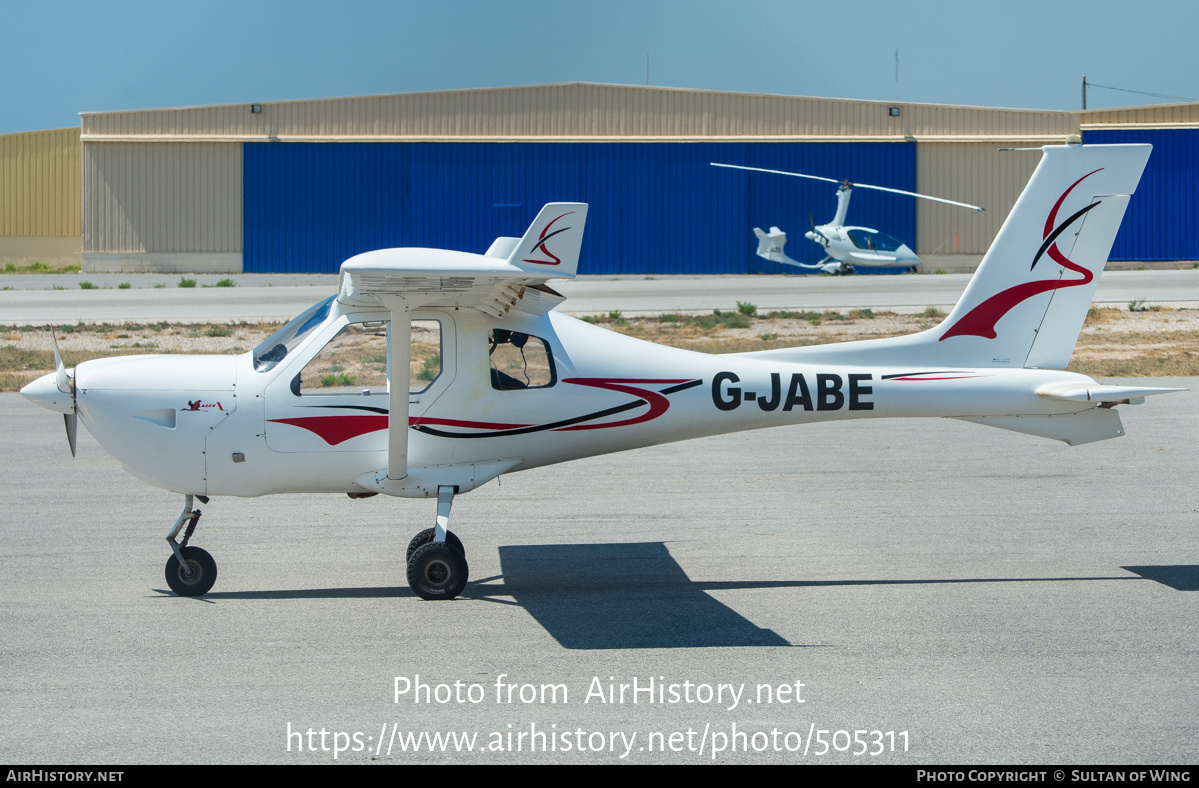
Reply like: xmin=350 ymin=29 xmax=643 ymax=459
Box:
xmin=846 ymin=229 xmax=904 ymax=252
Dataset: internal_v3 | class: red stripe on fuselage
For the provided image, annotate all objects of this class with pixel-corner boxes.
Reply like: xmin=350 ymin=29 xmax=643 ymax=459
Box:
xmin=268 ymin=415 xmax=389 ymax=445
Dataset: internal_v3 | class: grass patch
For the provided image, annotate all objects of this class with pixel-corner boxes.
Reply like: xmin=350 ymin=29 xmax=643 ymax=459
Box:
xmin=1085 ymin=307 xmax=1121 ymax=324
xmin=78 ymin=281 xmax=97 ymax=290
xmin=1069 ymin=350 xmax=1199 ymax=377
xmin=1127 ymin=298 xmax=1160 ymax=312
xmin=204 ymin=326 xmax=233 ymax=337
xmin=203 ymin=278 xmax=237 ymax=288
xmin=736 ymin=300 xmax=757 ymax=317
xmin=3 ymin=261 xmax=81 ymax=274
xmin=118 ymin=282 xmax=131 ymax=289
xmin=920 ymin=306 xmax=946 ymax=319
xmin=178 ymin=278 xmax=197 ymax=288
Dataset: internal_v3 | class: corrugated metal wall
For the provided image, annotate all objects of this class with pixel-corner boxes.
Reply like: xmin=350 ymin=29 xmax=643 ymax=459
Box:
xmin=243 ymin=142 xmax=915 ymax=275
xmin=0 ymin=128 xmax=80 ymax=237
xmin=83 ymin=142 xmax=240 ymax=253
xmin=1083 ymin=128 xmax=1199 ymax=261
xmin=916 ymin=142 xmax=1047 ymax=256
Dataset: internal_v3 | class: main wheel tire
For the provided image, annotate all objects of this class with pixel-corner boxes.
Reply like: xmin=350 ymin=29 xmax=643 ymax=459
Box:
xmin=405 ymin=528 xmax=465 ymax=561
xmin=407 ymin=541 xmax=469 ymax=600
xmin=165 ymin=546 xmax=217 ymax=596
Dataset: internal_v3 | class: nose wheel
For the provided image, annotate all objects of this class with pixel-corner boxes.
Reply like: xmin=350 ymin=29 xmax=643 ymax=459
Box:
xmin=164 ymin=494 xmax=218 ymax=596
xmin=406 ymin=486 xmax=469 ymax=600
xmin=165 ymin=545 xmax=217 ymax=596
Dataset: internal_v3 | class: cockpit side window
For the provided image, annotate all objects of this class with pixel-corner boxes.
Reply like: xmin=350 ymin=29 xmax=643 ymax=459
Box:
xmin=292 ymin=318 xmax=442 ymax=396
xmin=409 ymin=319 xmax=442 ymax=393
xmin=295 ymin=321 xmax=389 ymax=395
xmin=488 ymin=329 xmax=556 ymax=390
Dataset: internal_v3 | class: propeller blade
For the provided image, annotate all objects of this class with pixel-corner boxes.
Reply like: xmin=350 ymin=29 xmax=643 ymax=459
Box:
xmin=64 ymin=412 xmax=77 ymax=458
xmin=50 ymin=326 xmax=78 ymax=457
xmin=51 ymin=327 xmax=72 ymax=395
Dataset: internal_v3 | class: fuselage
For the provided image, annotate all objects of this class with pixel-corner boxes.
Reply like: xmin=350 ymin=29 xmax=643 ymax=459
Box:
xmin=25 ymin=295 xmax=1105 ymax=499
xmin=805 ymin=224 xmax=920 ymax=268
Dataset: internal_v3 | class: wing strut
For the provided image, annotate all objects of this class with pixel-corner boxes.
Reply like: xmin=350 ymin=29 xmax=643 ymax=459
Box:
xmin=379 ymin=295 xmax=410 ymax=481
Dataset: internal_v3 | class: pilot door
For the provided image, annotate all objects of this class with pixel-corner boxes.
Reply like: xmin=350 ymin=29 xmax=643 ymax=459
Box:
xmin=263 ymin=311 xmax=456 ymax=453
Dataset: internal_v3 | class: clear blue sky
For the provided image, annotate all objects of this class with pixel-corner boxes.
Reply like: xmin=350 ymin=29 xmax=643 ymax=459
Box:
xmin=2 ymin=0 xmax=1197 ymax=135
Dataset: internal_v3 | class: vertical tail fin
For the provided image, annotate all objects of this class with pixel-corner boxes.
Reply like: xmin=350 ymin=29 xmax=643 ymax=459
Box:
xmin=506 ymin=203 xmax=589 ymax=277
xmin=936 ymin=143 xmax=1150 ymax=368
xmin=754 ymin=226 xmax=805 ymax=266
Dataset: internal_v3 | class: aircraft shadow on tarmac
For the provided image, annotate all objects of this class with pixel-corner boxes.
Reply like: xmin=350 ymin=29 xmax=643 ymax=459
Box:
xmin=491 ymin=542 xmax=790 ymax=650
xmin=1121 ymin=565 xmax=1199 ymax=591
xmin=155 ymin=538 xmax=1197 ymax=649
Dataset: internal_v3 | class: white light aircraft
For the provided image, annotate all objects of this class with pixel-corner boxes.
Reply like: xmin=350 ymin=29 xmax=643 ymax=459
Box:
xmin=22 ymin=142 xmax=1183 ymax=601
xmin=711 ymin=162 xmax=985 ymax=274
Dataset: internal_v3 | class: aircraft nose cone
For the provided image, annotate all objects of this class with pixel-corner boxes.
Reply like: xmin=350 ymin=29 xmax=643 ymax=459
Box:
xmin=21 ymin=372 xmax=75 ymax=414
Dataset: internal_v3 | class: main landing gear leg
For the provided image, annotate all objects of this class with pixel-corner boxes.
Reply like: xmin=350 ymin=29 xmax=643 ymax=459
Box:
xmin=406 ymin=485 xmax=469 ymax=601
xmin=164 ymin=494 xmax=217 ymax=596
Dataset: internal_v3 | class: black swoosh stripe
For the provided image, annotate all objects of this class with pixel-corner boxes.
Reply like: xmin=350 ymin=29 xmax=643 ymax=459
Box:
xmin=413 ymin=378 xmax=704 ymax=439
xmin=1031 ymin=201 xmax=1101 ymax=271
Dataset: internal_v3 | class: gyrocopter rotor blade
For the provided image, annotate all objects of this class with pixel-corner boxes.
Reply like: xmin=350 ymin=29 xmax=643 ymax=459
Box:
xmin=710 ymin=162 xmax=985 ymax=212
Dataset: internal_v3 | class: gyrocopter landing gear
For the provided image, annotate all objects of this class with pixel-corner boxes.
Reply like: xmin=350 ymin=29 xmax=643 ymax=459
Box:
xmin=164 ymin=494 xmax=217 ymax=596
xmin=406 ymin=486 xmax=469 ymax=601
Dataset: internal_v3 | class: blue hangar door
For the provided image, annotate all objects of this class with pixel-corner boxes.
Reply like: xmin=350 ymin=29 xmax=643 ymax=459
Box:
xmin=242 ymin=142 xmax=916 ymax=275
xmin=1084 ymin=128 xmax=1199 ymax=262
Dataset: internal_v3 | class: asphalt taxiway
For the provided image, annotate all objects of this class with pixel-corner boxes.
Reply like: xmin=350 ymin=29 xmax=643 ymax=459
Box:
xmin=3 ymin=268 xmax=1199 ymax=324
xmin=2 ymin=379 xmax=1196 ymax=764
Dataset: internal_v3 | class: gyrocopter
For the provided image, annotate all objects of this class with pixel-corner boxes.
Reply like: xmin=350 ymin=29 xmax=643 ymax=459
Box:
xmin=21 ymin=141 xmax=1183 ymax=600
xmin=711 ymin=162 xmax=985 ymax=274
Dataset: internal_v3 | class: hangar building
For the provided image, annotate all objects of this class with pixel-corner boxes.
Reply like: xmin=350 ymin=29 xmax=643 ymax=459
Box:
xmin=3 ymin=84 xmax=1198 ymax=274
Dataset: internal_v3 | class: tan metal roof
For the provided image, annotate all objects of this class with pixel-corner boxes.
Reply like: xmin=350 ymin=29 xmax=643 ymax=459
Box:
xmin=80 ymin=83 xmax=1089 ymax=143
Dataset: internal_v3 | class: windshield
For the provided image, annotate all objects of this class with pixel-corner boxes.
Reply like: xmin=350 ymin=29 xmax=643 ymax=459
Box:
xmin=253 ymin=295 xmax=335 ymax=372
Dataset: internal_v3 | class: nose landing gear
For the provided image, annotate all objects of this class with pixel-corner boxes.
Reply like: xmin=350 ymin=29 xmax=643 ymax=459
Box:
xmin=164 ymin=494 xmax=217 ymax=596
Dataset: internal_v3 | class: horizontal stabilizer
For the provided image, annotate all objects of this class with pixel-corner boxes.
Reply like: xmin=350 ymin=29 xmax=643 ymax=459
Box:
xmin=1037 ymin=382 xmax=1187 ymax=405
xmin=957 ymin=408 xmax=1124 ymax=446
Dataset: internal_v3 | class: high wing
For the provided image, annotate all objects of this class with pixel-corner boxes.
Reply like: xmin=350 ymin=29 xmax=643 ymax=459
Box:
xmin=336 ymin=203 xmax=588 ymax=486
xmin=339 ymin=202 xmax=587 ymax=319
